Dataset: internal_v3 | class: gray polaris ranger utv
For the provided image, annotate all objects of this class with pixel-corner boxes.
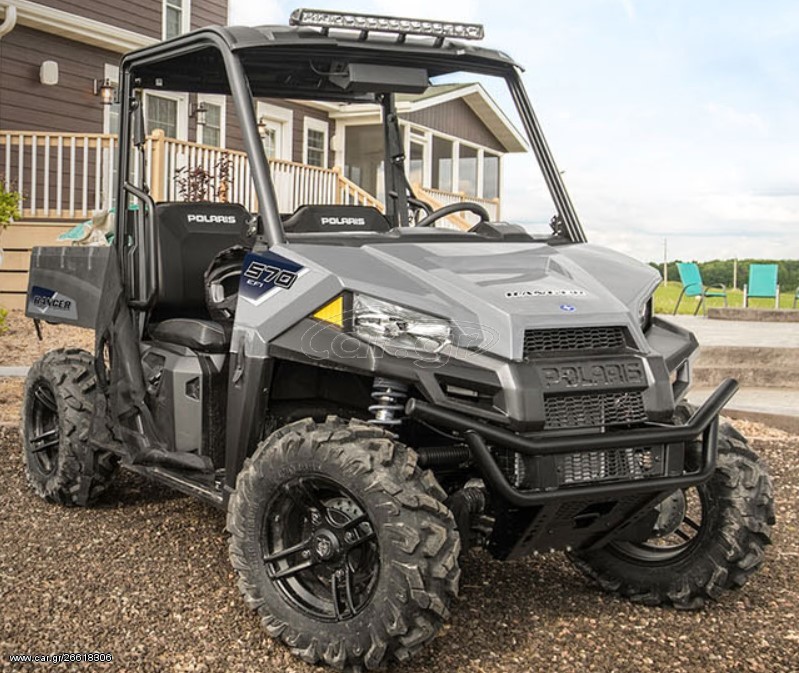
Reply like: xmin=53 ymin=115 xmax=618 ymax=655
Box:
xmin=22 ymin=9 xmax=774 ymax=670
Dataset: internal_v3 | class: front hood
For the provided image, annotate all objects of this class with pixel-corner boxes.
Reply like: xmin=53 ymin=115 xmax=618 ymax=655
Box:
xmin=280 ymin=240 xmax=660 ymax=361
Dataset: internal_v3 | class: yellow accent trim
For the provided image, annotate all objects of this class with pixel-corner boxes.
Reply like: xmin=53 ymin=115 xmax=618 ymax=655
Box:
xmin=313 ymin=296 xmax=344 ymax=327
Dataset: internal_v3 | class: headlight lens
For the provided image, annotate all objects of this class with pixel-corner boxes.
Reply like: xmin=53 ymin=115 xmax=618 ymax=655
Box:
xmin=639 ymin=296 xmax=654 ymax=331
xmin=353 ymin=294 xmax=452 ymax=354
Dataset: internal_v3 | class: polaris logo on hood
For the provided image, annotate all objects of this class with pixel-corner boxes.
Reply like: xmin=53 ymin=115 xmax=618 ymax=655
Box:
xmin=320 ymin=217 xmax=366 ymax=226
xmin=506 ymin=289 xmax=587 ymax=299
xmin=187 ymin=214 xmax=238 ymax=224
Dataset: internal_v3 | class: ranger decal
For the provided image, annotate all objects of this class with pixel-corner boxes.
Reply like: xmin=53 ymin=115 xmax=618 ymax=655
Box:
xmin=27 ymin=286 xmax=79 ymax=320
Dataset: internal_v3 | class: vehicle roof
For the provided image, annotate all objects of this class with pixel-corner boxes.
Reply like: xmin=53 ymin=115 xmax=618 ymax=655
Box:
xmin=220 ymin=24 xmax=517 ymax=66
xmin=123 ymin=25 xmax=521 ymax=98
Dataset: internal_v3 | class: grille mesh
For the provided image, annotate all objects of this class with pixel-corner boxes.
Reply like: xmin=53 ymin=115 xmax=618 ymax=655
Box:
xmin=493 ymin=446 xmax=665 ymax=490
xmin=524 ymin=327 xmax=627 ymax=357
xmin=557 ymin=447 xmax=663 ymax=486
xmin=544 ymin=391 xmax=646 ymax=430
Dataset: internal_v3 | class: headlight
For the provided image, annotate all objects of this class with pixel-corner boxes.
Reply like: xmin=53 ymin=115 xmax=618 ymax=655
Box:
xmin=638 ymin=296 xmax=654 ymax=331
xmin=353 ymin=294 xmax=452 ymax=355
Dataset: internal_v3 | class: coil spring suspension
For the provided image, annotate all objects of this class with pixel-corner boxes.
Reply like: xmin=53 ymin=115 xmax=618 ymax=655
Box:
xmin=368 ymin=377 xmax=408 ymax=426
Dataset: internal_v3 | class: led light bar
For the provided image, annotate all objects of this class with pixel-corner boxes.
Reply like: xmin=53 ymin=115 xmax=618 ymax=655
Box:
xmin=290 ymin=8 xmax=485 ymax=41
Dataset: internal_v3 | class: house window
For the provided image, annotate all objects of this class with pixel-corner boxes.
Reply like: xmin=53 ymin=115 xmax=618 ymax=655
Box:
xmin=304 ymin=118 xmax=328 ymax=168
xmin=432 ymin=137 xmax=453 ymax=192
xmin=164 ymin=0 xmax=190 ymax=39
xmin=147 ymin=95 xmax=178 ymax=138
xmin=409 ymin=141 xmax=425 ymax=187
xmin=458 ymin=144 xmax=479 ymax=195
xmin=262 ymin=127 xmax=278 ymax=159
xmin=483 ymin=153 xmax=500 ymax=200
xmin=257 ymin=102 xmax=293 ymax=161
xmin=344 ymin=124 xmax=384 ymax=202
xmin=197 ymin=95 xmax=225 ymax=148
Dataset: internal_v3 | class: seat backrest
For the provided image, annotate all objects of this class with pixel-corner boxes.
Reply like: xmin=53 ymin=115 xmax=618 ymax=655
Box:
xmin=282 ymin=205 xmax=392 ymax=234
xmin=676 ymin=262 xmax=703 ymax=297
xmin=748 ymin=263 xmax=779 ymax=298
xmin=151 ymin=202 xmax=251 ymax=321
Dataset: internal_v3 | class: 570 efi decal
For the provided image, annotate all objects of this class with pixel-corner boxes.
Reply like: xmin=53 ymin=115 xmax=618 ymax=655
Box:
xmin=238 ymin=251 xmax=307 ymax=306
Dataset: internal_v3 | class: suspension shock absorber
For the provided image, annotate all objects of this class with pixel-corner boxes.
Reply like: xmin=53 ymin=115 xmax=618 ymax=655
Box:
xmin=368 ymin=377 xmax=408 ymax=426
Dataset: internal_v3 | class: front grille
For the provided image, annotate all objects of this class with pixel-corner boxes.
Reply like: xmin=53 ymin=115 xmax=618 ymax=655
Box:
xmin=524 ymin=326 xmax=627 ymax=358
xmin=493 ymin=446 xmax=665 ymax=490
xmin=557 ymin=447 xmax=664 ymax=486
xmin=544 ymin=391 xmax=646 ymax=430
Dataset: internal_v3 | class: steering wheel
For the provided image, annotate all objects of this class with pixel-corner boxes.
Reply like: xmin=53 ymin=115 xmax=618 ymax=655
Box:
xmin=204 ymin=245 xmax=249 ymax=323
xmin=414 ymin=202 xmax=491 ymax=228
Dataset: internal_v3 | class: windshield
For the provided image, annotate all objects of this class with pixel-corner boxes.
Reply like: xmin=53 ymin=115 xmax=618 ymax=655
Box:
xmin=241 ymin=60 xmax=567 ymax=239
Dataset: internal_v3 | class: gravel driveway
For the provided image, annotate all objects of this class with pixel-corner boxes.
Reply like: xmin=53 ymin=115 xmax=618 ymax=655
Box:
xmin=1 ymin=386 xmax=797 ymax=673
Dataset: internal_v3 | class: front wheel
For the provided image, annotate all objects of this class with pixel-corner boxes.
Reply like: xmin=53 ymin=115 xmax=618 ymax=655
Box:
xmin=227 ymin=417 xmax=460 ymax=670
xmin=571 ymin=420 xmax=775 ymax=609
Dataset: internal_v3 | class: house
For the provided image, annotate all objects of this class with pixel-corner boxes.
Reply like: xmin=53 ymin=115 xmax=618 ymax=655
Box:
xmin=0 ymin=0 xmax=525 ymax=309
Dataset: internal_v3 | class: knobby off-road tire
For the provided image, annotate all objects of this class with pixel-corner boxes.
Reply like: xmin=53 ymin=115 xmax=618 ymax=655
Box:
xmin=22 ymin=348 xmax=119 ymax=506
xmin=227 ymin=417 xmax=461 ymax=671
xmin=571 ymin=419 xmax=775 ymax=609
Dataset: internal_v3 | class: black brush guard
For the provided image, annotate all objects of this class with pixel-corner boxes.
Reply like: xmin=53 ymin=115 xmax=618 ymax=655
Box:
xmin=406 ymin=379 xmax=738 ymax=507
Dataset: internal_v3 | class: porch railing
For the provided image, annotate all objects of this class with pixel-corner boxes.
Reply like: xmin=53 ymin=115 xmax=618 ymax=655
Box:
xmin=1 ymin=131 xmax=120 ymax=219
xmin=0 ymin=130 xmax=493 ymax=223
xmin=416 ymin=185 xmax=500 ymax=223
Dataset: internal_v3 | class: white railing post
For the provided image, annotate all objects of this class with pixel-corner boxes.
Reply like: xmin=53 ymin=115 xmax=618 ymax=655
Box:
xmin=149 ymin=129 xmax=166 ymax=202
xmin=56 ymin=136 xmax=63 ymax=216
xmin=30 ymin=134 xmax=37 ymax=217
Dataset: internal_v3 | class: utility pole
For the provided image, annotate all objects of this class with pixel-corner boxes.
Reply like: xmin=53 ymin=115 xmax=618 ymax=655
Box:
xmin=663 ymin=238 xmax=668 ymax=284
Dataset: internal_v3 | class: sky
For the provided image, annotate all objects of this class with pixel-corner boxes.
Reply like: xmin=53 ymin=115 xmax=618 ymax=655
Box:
xmin=229 ymin=0 xmax=799 ymax=263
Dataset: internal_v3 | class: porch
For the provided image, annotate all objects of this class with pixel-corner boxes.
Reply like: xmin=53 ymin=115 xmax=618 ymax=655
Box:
xmin=0 ymin=129 xmax=501 ymax=309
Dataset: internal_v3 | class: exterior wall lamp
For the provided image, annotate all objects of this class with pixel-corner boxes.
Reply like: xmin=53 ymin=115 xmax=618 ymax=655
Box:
xmin=190 ymin=102 xmax=208 ymax=126
xmin=93 ymin=78 xmax=116 ymax=105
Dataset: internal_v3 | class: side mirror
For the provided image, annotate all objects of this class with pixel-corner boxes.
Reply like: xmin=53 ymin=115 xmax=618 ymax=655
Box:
xmin=131 ymin=98 xmax=146 ymax=148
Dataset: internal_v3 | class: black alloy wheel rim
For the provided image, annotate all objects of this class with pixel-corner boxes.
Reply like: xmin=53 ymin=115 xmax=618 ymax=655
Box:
xmin=611 ymin=487 xmax=708 ymax=563
xmin=262 ymin=475 xmax=380 ymax=622
xmin=27 ymin=380 xmax=61 ymax=476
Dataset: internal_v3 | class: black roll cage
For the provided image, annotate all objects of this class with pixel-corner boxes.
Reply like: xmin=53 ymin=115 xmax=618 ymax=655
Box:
xmin=115 ymin=25 xmax=587 ymax=276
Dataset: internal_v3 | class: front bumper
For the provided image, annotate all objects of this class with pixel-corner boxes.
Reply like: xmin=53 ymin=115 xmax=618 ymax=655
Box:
xmin=406 ymin=378 xmax=738 ymax=507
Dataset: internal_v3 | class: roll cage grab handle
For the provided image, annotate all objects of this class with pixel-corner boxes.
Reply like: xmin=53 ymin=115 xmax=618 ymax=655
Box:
xmin=114 ymin=34 xmax=587 ymax=272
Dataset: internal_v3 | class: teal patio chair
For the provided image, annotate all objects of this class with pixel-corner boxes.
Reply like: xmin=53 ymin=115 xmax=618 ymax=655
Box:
xmin=794 ymin=286 xmax=798 ymax=309
xmin=673 ymin=262 xmax=728 ymax=315
xmin=744 ymin=263 xmax=780 ymax=308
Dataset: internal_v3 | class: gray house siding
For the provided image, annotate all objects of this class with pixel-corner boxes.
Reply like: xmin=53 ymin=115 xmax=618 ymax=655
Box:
xmin=0 ymin=26 xmax=114 ymax=133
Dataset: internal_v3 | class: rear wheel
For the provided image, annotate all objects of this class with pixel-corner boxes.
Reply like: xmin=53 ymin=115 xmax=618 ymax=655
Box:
xmin=571 ymin=420 xmax=775 ymax=609
xmin=227 ymin=417 xmax=460 ymax=670
xmin=22 ymin=348 xmax=119 ymax=506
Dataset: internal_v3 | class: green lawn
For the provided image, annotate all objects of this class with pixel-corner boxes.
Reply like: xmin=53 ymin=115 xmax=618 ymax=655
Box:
xmin=654 ymin=282 xmax=798 ymax=315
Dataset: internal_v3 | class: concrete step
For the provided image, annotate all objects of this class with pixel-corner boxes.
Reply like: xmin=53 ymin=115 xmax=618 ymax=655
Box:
xmin=696 ymin=346 xmax=799 ymax=368
xmin=689 ymin=386 xmax=799 ymax=435
xmin=665 ymin=315 xmax=799 ymax=348
xmin=693 ymin=346 xmax=799 ymax=389
xmin=708 ymin=307 xmax=799 ymax=322
xmin=692 ymin=366 xmax=797 ymax=389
